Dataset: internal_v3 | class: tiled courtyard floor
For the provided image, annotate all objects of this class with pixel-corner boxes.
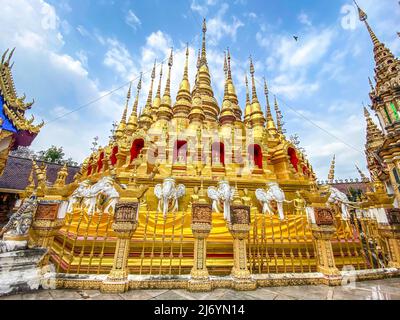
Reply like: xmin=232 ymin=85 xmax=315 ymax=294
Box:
xmin=1 ymin=278 xmax=400 ymax=300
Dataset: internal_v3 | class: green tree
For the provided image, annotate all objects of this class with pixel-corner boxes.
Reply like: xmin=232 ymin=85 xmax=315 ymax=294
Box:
xmin=37 ymin=146 xmax=65 ymax=163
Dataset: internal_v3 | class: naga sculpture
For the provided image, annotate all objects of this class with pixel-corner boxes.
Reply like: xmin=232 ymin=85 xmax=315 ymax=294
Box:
xmin=208 ymin=180 xmax=235 ymax=222
xmin=0 ymin=194 xmax=37 ymax=253
xmin=255 ymin=182 xmax=288 ymax=221
xmin=66 ymin=177 xmax=120 ymax=215
xmin=154 ymin=178 xmax=186 ymax=218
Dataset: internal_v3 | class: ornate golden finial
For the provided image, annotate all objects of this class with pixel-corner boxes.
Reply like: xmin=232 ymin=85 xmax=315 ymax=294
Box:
xmin=353 ymin=1 xmax=380 ymax=46
xmin=245 ymin=75 xmax=250 ymax=106
xmin=115 ymin=83 xmax=131 ymax=136
xmin=227 ymin=48 xmax=233 ymax=81
xmin=232 ymin=182 xmax=242 ymax=205
xmin=174 ymin=44 xmax=192 ymax=119
xmin=368 ymin=77 xmax=375 ymax=92
xmin=157 ymin=49 xmax=174 ymax=121
xmin=328 ymin=155 xmax=336 ymax=184
xmin=224 ymin=51 xmax=228 ymax=78
xmin=355 ymin=165 xmax=369 ymax=182
xmin=244 ymin=74 xmax=252 ymax=125
xmin=201 ymin=18 xmax=207 ymax=66
xmin=274 ymin=96 xmax=283 ymax=134
xmin=264 ymin=77 xmax=277 ymax=134
xmin=54 ymin=163 xmax=69 ymax=187
xmin=364 ymin=105 xmax=384 ymax=143
xmin=127 ymin=73 xmax=143 ymax=133
xmin=149 ymin=61 xmax=163 ymax=122
xmin=249 ymin=56 xmax=259 ymax=104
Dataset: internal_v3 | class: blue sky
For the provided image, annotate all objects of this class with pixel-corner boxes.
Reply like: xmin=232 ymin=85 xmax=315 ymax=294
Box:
xmin=1 ymin=0 xmax=399 ymax=180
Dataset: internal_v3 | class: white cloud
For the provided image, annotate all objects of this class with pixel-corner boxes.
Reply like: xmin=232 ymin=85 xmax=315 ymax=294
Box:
xmin=125 ymin=10 xmax=141 ymax=31
xmin=190 ymin=0 xmax=218 ymax=16
xmin=298 ymin=12 xmax=312 ymax=27
xmin=207 ymin=3 xmax=244 ymax=46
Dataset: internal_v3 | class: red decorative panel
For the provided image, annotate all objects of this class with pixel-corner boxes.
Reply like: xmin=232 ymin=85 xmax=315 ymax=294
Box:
xmin=192 ymin=204 xmax=212 ymax=225
xmin=110 ymin=146 xmax=118 ymax=166
xmin=36 ymin=202 xmax=60 ymax=221
xmin=248 ymin=144 xmax=263 ymax=169
xmin=288 ymin=147 xmax=299 ymax=172
xmin=212 ymin=142 xmax=225 ymax=166
xmin=386 ymin=208 xmax=400 ymax=225
xmin=114 ymin=202 xmax=139 ymax=223
xmin=314 ymin=208 xmax=334 ymax=226
xmin=230 ymin=205 xmax=251 ymax=225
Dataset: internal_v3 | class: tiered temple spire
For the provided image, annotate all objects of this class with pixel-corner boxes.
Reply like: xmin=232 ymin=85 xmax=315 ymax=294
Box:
xmin=139 ymin=63 xmax=156 ymax=129
xmin=328 ymin=155 xmax=336 ymax=184
xmin=248 ymin=57 xmax=265 ymax=128
xmin=115 ymin=82 xmax=131 ymax=138
xmin=219 ymin=51 xmax=236 ymax=126
xmin=226 ymin=49 xmax=242 ymax=121
xmin=126 ymin=73 xmax=142 ymax=134
xmin=244 ymin=75 xmax=252 ymax=125
xmin=364 ymin=106 xmax=384 ymax=144
xmin=264 ymin=78 xmax=277 ymax=136
xmin=195 ymin=18 xmax=220 ymax=123
xmin=157 ymin=49 xmax=174 ymax=122
xmin=173 ymin=44 xmax=192 ymax=120
xmin=151 ymin=62 xmax=163 ymax=121
xmin=274 ymin=96 xmax=284 ymax=135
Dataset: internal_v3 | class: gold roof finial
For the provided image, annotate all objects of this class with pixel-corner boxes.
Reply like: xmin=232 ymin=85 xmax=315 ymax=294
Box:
xmin=353 ymin=1 xmax=380 ymax=47
xmin=127 ymin=73 xmax=143 ymax=133
xmin=363 ymin=105 xmax=384 ymax=143
xmin=227 ymin=48 xmax=233 ymax=80
xmin=368 ymin=77 xmax=375 ymax=92
xmin=223 ymin=51 xmax=228 ymax=78
xmin=116 ymin=82 xmax=131 ymax=134
xmin=174 ymin=44 xmax=192 ymax=119
xmin=150 ymin=61 xmax=163 ymax=120
xmin=201 ymin=18 xmax=207 ymax=66
xmin=157 ymin=48 xmax=174 ymax=121
xmin=184 ymin=43 xmax=189 ymax=81
xmin=245 ymin=74 xmax=250 ymax=106
xmin=328 ymin=155 xmax=336 ymax=184
xmin=263 ymin=77 xmax=277 ymax=134
xmin=249 ymin=56 xmax=259 ymax=104
xmin=274 ymin=96 xmax=283 ymax=135
xmin=355 ymin=165 xmax=369 ymax=182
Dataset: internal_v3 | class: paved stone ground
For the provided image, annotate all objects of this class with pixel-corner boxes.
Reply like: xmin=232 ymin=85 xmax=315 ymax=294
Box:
xmin=1 ymin=278 xmax=400 ymax=300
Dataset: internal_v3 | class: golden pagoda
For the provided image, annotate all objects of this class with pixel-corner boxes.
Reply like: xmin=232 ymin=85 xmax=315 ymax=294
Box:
xmin=21 ymin=17 xmax=400 ymax=293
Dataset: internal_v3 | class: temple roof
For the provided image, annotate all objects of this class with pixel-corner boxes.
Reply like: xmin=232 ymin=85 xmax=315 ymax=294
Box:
xmin=0 ymin=156 xmax=80 ymax=193
xmin=0 ymin=49 xmax=43 ymax=139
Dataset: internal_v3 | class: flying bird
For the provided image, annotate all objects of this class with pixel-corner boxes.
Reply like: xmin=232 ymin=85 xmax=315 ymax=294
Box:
xmin=293 ymin=36 xmax=299 ymax=42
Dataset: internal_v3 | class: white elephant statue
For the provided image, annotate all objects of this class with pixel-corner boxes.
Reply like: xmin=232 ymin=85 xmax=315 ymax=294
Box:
xmin=67 ymin=177 xmax=120 ymax=215
xmin=154 ymin=178 xmax=186 ymax=219
xmin=327 ymin=186 xmax=352 ymax=220
xmin=207 ymin=180 xmax=235 ymax=222
xmin=255 ymin=182 xmax=288 ymax=221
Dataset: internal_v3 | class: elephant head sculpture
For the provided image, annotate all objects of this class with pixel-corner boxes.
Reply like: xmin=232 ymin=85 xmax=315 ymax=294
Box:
xmin=327 ymin=186 xmax=353 ymax=220
xmin=154 ymin=178 xmax=186 ymax=219
xmin=207 ymin=180 xmax=235 ymax=222
xmin=255 ymin=182 xmax=288 ymax=220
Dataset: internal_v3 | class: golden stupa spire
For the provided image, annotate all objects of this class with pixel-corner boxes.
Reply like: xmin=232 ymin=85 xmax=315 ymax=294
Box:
xmin=248 ymin=56 xmax=265 ymax=127
xmin=174 ymin=44 xmax=192 ymax=119
xmin=364 ymin=106 xmax=384 ymax=143
xmin=244 ymin=74 xmax=252 ymax=125
xmin=226 ymin=49 xmax=241 ymax=120
xmin=328 ymin=155 xmax=336 ymax=184
xmin=151 ymin=62 xmax=163 ymax=121
xmin=139 ymin=62 xmax=156 ymax=128
xmin=115 ymin=82 xmax=131 ymax=137
xmin=274 ymin=96 xmax=283 ymax=135
xmin=219 ymin=51 xmax=236 ymax=126
xmin=189 ymin=58 xmax=205 ymax=126
xmin=264 ymin=77 xmax=277 ymax=135
xmin=355 ymin=164 xmax=369 ymax=182
xmin=157 ymin=49 xmax=174 ymax=121
xmin=368 ymin=77 xmax=375 ymax=92
xmin=249 ymin=56 xmax=259 ymax=104
xmin=200 ymin=18 xmax=208 ymax=67
xmin=354 ymin=1 xmax=380 ymax=47
xmin=127 ymin=73 xmax=142 ymax=134
xmin=195 ymin=19 xmax=219 ymax=123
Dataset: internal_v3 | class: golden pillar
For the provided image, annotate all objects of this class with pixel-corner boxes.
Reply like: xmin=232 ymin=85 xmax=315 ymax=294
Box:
xmin=301 ymin=189 xmax=341 ymax=285
xmin=378 ymin=209 xmax=400 ymax=268
xmin=31 ymin=201 xmax=65 ymax=264
xmin=228 ymin=205 xmax=256 ymax=291
xmin=188 ymin=203 xmax=213 ymax=292
xmin=101 ymin=202 xmax=139 ymax=293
